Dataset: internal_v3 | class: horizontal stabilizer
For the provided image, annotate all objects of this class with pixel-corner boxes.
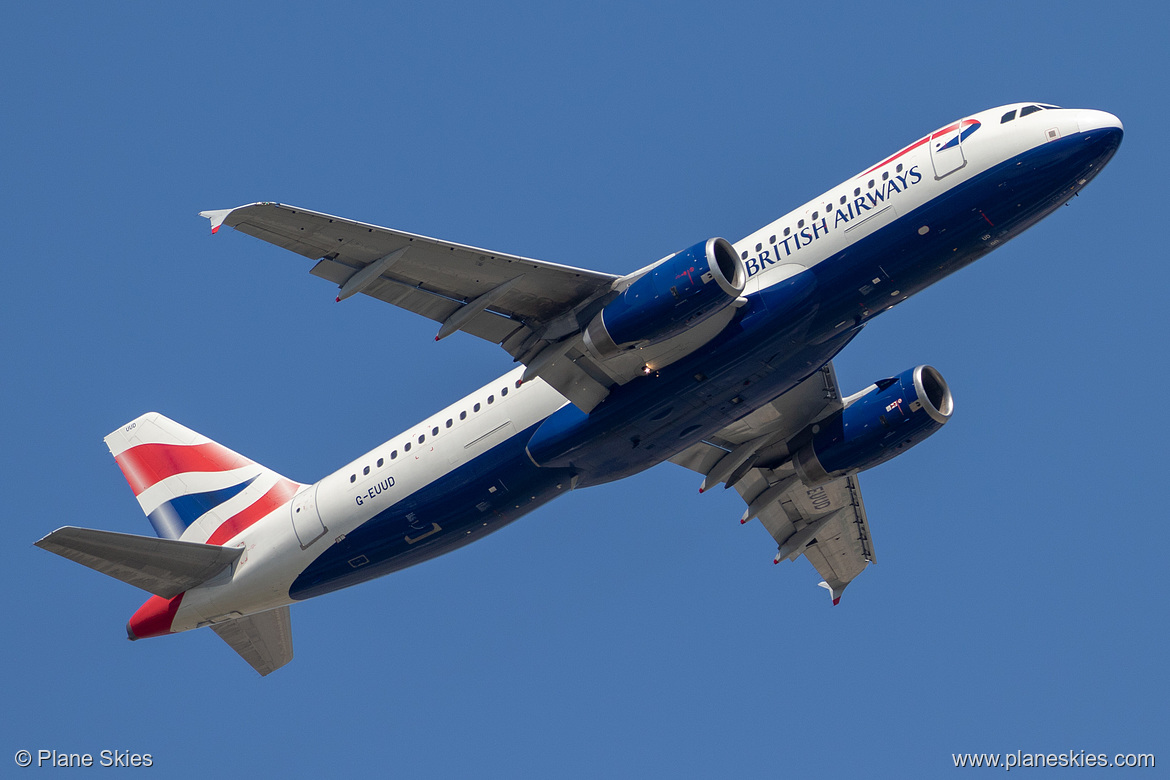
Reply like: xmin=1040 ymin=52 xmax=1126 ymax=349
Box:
xmin=211 ymin=607 xmax=293 ymax=677
xmin=36 ymin=526 xmax=242 ymax=598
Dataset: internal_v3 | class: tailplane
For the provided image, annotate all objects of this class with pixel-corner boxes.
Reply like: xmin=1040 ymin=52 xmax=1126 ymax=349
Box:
xmin=211 ymin=608 xmax=294 ymax=676
xmin=35 ymin=526 xmax=242 ymax=598
xmin=105 ymin=412 xmax=302 ymax=544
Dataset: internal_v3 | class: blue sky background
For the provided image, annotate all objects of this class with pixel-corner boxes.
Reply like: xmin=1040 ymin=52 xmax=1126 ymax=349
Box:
xmin=3 ymin=2 xmax=1166 ymax=776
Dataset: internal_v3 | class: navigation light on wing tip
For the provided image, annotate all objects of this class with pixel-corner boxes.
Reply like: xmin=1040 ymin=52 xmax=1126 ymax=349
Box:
xmin=198 ymin=208 xmax=233 ymax=235
xmin=818 ymin=581 xmax=844 ymax=605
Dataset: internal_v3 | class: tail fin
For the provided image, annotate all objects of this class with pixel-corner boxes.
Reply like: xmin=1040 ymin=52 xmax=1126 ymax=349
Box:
xmin=105 ymin=413 xmax=302 ymax=545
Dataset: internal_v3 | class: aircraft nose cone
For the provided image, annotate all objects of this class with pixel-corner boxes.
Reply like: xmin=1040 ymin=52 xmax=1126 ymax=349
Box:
xmin=1077 ymin=109 xmax=1123 ymax=134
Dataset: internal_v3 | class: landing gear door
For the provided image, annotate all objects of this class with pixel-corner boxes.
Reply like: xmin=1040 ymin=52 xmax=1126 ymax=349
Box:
xmin=929 ymin=119 xmax=967 ymax=179
xmin=291 ymin=484 xmax=327 ymax=549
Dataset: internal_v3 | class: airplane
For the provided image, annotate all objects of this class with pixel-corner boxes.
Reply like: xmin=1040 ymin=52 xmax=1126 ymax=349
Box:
xmin=37 ymin=103 xmax=1122 ymax=675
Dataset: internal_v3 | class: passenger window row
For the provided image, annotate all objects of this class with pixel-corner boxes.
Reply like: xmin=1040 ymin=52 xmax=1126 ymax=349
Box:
xmin=348 ymin=378 xmax=523 ymax=484
xmin=740 ymin=164 xmax=907 ymax=259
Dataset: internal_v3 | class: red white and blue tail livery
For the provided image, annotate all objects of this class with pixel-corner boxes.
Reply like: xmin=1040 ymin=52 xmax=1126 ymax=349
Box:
xmin=107 ymin=413 xmax=303 ymax=545
xmin=38 ymin=103 xmax=1123 ymax=674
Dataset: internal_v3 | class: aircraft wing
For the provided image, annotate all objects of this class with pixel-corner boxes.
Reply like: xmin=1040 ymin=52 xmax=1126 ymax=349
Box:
xmin=201 ymin=203 xmax=625 ymax=410
xmin=670 ymin=363 xmax=876 ymax=603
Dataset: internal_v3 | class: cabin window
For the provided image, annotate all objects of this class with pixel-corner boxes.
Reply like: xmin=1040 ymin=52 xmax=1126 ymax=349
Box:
xmin=769 ymin=235 xmax=776 ymax=244
xmin=740 ymin=251 xmax=748 ymax=259
xmin=474 ymin=403 xmax=481 ymax=413
xmin=882 ymin=171 xmax=889 ymax=181
xmin=755 ymin=243 xmax=762 ymax=252
xmin=404 ymin=442 xmax=411 ymax=452
xmin=391 ymin=450 xmax=397 ymax=460
xmin=349 ymin=474 xmax=356 ymax=483
xmin=783 ymin=227 xmax=790 ymax=236
xmin=854 ymin=187 xmax=861 ymax=196
xmin=432 ymin=426 xmax=439 ymax=436
xmin=896 ymin=163 xmax=903 ymax=173
xmin=363 ymin=466 xmax=370 ymax=475
xmin=377 ymin=458 xmax=384 ymax=467
xmin=418 ymin=434 xmax=425 ymax=444
xmin=811 ymin=212 xmax=818 ymax=221
xmin=839 ymin=195 xmax=847 ymax=205
xmin=798 ymin=219 xmax=805 ymax=228
xmin=868 ymin=179 xmax=875 ymax=189
xmin=501 ymin=386 xmax=508 ymax=397
xmin=1001 ymin=109 xmax=1017 ymax=123
xmin=1020 ymin=105 xmax=1041 ymax=117
xmin=446 ymin=419 xmax=452 ymax=428
xmin=487 ymin=395 xmax=494 ymax=404
xmin=460 ymin=410 xmax=467 ymax=420
xmin=515 ymin=379 xmax=522 ymax=388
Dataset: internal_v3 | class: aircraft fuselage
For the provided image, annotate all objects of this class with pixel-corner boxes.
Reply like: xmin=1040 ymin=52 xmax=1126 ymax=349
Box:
xmin=129 ymin=104 xmax=1125 ymax=637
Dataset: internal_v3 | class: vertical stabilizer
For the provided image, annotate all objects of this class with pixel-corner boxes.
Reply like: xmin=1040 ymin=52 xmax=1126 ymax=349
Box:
xmin=105 ymin=413 xmax=302 ymax=544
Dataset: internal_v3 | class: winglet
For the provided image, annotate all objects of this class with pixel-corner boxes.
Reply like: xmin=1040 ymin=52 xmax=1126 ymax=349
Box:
xmin=818 ymin=580 xmax=848 ymax=606
xmin=199 ymin=208 xmax=233 ymax=235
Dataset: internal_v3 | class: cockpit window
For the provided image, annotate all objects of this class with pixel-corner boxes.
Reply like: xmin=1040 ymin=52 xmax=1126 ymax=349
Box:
xmin=1001 ymin=109 xmax=1017 ymax=124
xmin=1020 ymin=105 xmax=1042 ymax=117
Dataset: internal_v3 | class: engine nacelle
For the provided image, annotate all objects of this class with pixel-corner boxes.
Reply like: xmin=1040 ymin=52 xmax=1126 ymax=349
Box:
xmin=792 ymin=365 xmax=954 ymax=486
xmin=583 ymin=237 xmax=746 ymax=359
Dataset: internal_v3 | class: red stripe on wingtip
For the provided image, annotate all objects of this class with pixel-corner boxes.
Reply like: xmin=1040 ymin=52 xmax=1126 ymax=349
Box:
xmin=114 ymin=442 xmax=251 ymax=496
xmin=211 ymin=225 xmax=220 ymax=234
xmin=832 ymin=598 xmax=841 ymax=606
xmin=205 ymin=479 xmax=300 ymax=545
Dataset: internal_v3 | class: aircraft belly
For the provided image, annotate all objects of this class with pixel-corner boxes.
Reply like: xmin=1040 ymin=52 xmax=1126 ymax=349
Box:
xmin=288 ymin=422 xmax=573 ymax=600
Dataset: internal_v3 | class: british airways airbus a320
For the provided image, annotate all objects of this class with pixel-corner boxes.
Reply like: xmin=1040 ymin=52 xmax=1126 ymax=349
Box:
xmin=39 ymin=103 xmax=1122 ymax=675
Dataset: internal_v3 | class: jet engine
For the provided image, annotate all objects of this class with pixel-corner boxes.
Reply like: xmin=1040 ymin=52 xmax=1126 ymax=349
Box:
xmin=792 ymin=365 xmax=954 ymax=486
xmin=583 ymin=237 xmax=746 ymax=359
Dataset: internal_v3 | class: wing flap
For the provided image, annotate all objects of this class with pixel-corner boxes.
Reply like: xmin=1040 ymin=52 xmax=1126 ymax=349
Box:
xmin=211 ymin=607 xmax=293 ymax=677
xmin=671 ymin=362 xmax=877 ymax=601
xmin=35 ymin=526 xmax=242 ymax=599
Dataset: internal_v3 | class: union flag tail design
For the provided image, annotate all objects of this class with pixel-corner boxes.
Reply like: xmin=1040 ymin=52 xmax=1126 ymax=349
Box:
xmin=105 ymin=413 xmax=302 ymax=545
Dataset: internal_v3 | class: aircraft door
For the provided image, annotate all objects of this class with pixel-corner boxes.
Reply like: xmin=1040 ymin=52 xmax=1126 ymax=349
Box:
xmin=929 ymin=119 xmax=967 ymax=179
xmin=291 ymin=484 xmax=328 ymax=549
